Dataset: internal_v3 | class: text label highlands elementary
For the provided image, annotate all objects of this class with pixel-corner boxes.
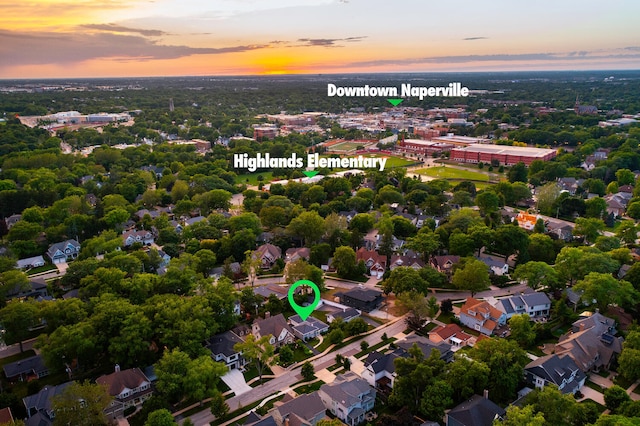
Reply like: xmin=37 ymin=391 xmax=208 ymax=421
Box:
xmin=327 ymin=82 xmax=469 ymax=100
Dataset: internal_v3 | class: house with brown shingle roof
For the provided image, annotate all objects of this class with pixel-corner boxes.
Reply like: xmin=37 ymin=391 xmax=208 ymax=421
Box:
xmin=428 ymin=323 xmax=473 ymax=348
xmin=553 ymin=312 xmax=622 ymax=372
xmin=430 ymin=255 xmax=460 ymax=279
xmin=356 ymin=247 xmax=386 ymax=278
xmin=96 ymin=366 xmax=153 ymax=420
xmin=254 ymin=244 xmax=282 ymax=269
xmin=457 ymin=297 xmax=507 ymax=336
xmin=251 ymin=313 xmax=295 ymax=347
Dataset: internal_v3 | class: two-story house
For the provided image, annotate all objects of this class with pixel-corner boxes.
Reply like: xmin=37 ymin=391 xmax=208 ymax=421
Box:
xmin=23 ymin=382 xmax=73 ymax=425
xmin=524 ymin=354 xmax=586 ymax=395
xmin=457 ymin=297 xmax=507 ymax=336
xmin=272 ymin=391 xmax=327 ymax=426
xmin=251 ymin=313 xmax=295 ymax=348
xmin=254 ymin=244 xmax=282 ymax=269
xmin=356 ymin=248 xmax=387 ymax=278
xmin=430 ymin=255 xmax=460 ymax=279
xmin=477 ymin=256 xmax=509 ymax=276
xmin=96 ymin=366 xmax=153 ymax=420
xmin=122 ymin=230 xmax=154 ymax=247
xmin=46 ymin=239 xmax=81 ymax=264
xmin=205 ymin=330 xmax=246 ymax=370
xmin=491 ymin=292 xmax=552 ymax=320
xmin=361 ymin=350 xmax=404 ymax=396
xmin=319 ymin=372 xmax=376 ymax=426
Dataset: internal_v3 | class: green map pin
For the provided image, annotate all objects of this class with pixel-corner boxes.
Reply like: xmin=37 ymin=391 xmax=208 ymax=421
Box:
xmin=288 ymin=279 xmax=321 ymax=321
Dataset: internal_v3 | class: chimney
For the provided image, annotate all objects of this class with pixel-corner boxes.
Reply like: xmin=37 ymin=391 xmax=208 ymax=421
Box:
xmin=284 ymin=417 xmax=290 ymax=426
xmin=483 ymin=389 xmax=489 ymax=399
xmin=115 ymin=364 xmax=120 ymax=373
xmin=580 ymin=322 xmax=586 ymax=331
xmin=265 ymin=311 xmax=271 ymax=319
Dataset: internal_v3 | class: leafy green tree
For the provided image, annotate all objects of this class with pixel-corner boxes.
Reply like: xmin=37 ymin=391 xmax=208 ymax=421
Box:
xmin=452 ymin=259 xmax=490 ymax=297
xmin=382 ymin=267 xmax=428 ymax=295
xmin=287 ymin=211 xmax=325 ymax=246
xmin=184 ymin=355 xmax=227 ymax=405
xmin=617 ymin=220 xmax=638 ymax=245
xmin=448 ymin=231 xmax=475 ymax=257
xmin=574 ymin=217 xmax=605 ymax=244
xmin=618 ymin=331 xmax=640 ymax=381
xmin=498 ymin=405 xmax=546 ymax=426
xmin=155 ymin=348 xmax=191 ymax=403
xmin=574 ymin=272 xmax=638 ymax=311
xmin=278 ymin=345 xmax=294 ymax=365
xmin=405 ymin=229 xmax=440 ymax=262
xmin=554 ymin=247 xmax=619 ymax=285
xmin=616 ymin=169 xmax=636 ymax=186
xmin=476 ymin=191 xmax=500 ymax=215
xmin=233 ymin=334 xmax=275 ymax=383
xmin=301 ymin=361 xmax=315 ymax=381
xmin=0 ymin=300 xmax=39 ymax=352
xmin=470 ymin=338 xmax=528 ymax=404
xmin=604 ymin=385 xmax=631 ymax=413
xmin=51 ymin=381 xmax=111 ymax=426
xmin=508 ymin=162 xmax=528 ymax=183
xmin=144 ymin=409 xmax=177 ymax=426
xmin=508 ymin=314 xmax=536 ymax=348
xmin=396 ymin=291 xmax=432 ymax=330
xmin=0 ymin=270 xmax=30 ymax=307
xmin=513 ymin=261 xmax=560 ymax=290
xmin=210 ymin=389 xmax=229 ymax=419
xmin=420 ymin=380 xmax=453 ymax=420
xmin=628 ymin=202 xmax=640 ymax=220
xmin=332 ymin=246 xmax=358 ymax=279
xmin=444 ymin=356 xmax=490 ymax=403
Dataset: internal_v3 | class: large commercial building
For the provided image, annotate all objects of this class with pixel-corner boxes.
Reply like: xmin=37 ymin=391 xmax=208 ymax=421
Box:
xmin=450 ymin=144 xmax=556 ymax=165
xmin=397 ymin=138 xmax=452 ymax=155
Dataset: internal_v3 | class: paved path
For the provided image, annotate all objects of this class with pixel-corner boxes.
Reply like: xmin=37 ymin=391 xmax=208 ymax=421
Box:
xmin=220 ymin=369 xmax=251 ymax=396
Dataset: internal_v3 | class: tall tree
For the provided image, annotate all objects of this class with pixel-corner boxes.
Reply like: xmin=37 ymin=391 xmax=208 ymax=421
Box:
xmin=287 ymin=211 xmax=325 ymax=246
xmin=405 ymin=229 xmax=440 ymax=262
xmin=574 ymin=272 xmax=638 ymax=312
xmin=233 ymin=334 xmax=275 ymax=383
xmin=452 ymin=259 xmax=490 ymax=297
xmin=508 ymin=314 xmax=536 ymax=348
xmin=51 ymin=381 xmax=111 ymax=426
xmin=513 ymin=261 xmax=560 ymax=291
xmin=0 ymin=300 xmax=39 ymax=352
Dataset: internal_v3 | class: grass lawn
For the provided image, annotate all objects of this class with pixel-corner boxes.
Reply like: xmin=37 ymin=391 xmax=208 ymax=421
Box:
xmin=235 ymin=171 xmax=274 ymax=185
xmin=365 ymin=154 xmax=417 ymax=168
xmin=26 ymin=264 xmax=58 ymax=275
xmin=581 ymin=398 xmax=606 ymax=413
xmin=416 ymin=166 xmax=490 ymax=182
xmin=354 ymin=337 xmax=397 ymax=358
xmin=614 ymin=374 xmax=635 ymax=389
xmin=310 ymin=311 xmax=328 ymax=323
xmin=293 ymin=380 xmax=325 ymax=394
xmin=244 ymin=364 xmax=273 ymax=382
xmin=585 ymin=380 xmax=604 ymax=393
xmin=436 ymin=312 xmax=455 ymax=324
xmin=292 ymin=344 xmax=313 ymax=363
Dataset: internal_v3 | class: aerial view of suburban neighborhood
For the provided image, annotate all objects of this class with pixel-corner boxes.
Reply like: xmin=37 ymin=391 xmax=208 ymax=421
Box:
xmin=2 ymin=1 xmax=640 ymax=426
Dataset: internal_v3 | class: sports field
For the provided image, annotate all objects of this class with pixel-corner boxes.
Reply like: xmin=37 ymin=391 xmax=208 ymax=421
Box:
xmin=366 ymin=154 xmax=416 ymax=168
xmin=329 ymin=141 xmax=372 ymax=152
xmin=415 ymin=166 xmax=490 ymax=181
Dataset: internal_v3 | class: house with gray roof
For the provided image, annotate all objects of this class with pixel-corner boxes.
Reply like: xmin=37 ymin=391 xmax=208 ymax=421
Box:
xmin=525 ymin=354 xmax=586 ymax=395
xmin=319 ymin=372 xmax=375 ymax=426
xmin=477 ymin=256 xmax=509 ymax=276
xmin=446 ymin=394 xmax=505 ymax=426
xmin=336 ymin=287 xmax=383 ymax=312
xmin=46 ymin=239 xmax=80 ymax=264
xmin=272 ymin=391 xmax=327 ymax=426
xmin=396 ymin=334 xmax=454 ymax=363
xmin=326 ymin=308 xmax=360 ymax=323
xmin=205 ymin=330 xmax=246 ymax=370
xmin=23 ymin=382 xmax=73 ymax=425
xmin=361 ymin=349 xmax=405 ymax=394
xmin=288 ymin=315 xmax=328 ymax=341
xmin=4 ymin=355 xmax=49 ymax=382
xmin=16 ymin=255 xmax=45 ymax=270
xmin=492 ymin=292 xmax=551 ymax=320
xmin=554 ymin=312 xmax=622 ymax=372
xmin=252 ymin=313 xmax=295 ymax=348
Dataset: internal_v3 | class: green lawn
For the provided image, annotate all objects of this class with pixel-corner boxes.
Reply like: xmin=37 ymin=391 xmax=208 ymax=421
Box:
xmin=235 ymin=171 xmax=274 ymax=185
xmin=365 ymin=154 xmax=417 ymax=168
xmin=27 ymin=264 xmax=58 ymax=275
xmin=293 ymin=380 xmax=325 ymax=394
xmin=436 ymin=312 xmax=455 ymax=324
xmin=585 ymin=380 xmax=604 ymax=393
xmin=614 ymin=374 xmax=634 ymax=389
xmin=416 ymin=166 xmax=490 ymax=181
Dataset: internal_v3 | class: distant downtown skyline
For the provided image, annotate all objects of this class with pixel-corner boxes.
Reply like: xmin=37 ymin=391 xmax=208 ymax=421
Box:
xmin=1 ymin=0 xmax=640 ymax=78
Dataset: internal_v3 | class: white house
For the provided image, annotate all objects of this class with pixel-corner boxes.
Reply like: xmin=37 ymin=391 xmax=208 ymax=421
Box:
xmin=122 ymin=230 xmax=154 ymax=247
xmin=492 ymin=292 xmax=552 ymax=320
xmin=16 ymin=256 xmax=45 ymax=270
xmin=319 ymin=372 xmax=376 ymax=426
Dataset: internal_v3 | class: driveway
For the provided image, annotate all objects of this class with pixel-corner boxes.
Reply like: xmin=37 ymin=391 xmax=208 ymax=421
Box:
xmin=220 ymin=369 xmax=252 ymax=396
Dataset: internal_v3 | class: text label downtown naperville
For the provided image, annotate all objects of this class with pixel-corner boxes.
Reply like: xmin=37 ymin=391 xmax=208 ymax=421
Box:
xmin=327 ymin=82 xmax=469 ymax=100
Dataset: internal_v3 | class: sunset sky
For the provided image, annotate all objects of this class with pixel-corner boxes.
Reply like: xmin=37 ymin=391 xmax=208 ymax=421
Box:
xmin=1 ymin=0 xmax=640 ymax=78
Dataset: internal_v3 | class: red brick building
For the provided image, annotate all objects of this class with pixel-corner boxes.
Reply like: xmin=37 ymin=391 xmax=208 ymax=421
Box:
xmin=450 ymin=144 xmax=556 ymax=166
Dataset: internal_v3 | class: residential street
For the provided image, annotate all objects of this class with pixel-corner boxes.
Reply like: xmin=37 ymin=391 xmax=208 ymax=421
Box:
xmin=180 ymin=315 xmax=408 ymax=425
